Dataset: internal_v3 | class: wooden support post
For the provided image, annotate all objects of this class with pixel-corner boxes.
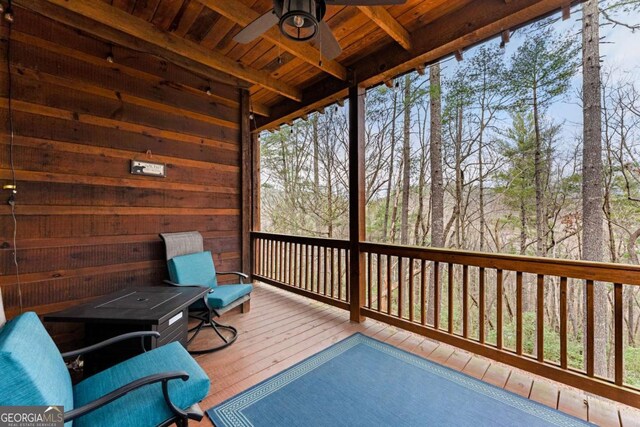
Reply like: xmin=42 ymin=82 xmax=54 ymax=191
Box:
xmin=241 ymin=90 xmax=252 ymax=278
xmin=349 ymin=84 xmax=366 ymax=323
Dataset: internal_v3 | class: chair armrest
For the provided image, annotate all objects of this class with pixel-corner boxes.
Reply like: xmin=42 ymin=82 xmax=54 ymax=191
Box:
xmin=164 ymin=280 xmax=214 ymax=294
xmin=61 ymin=331 xmax=160 ymax=359
xmin=64 ymin=371 xmax=190 ymax=423
xmin=216 ymin=271 xmax=249 ymax=284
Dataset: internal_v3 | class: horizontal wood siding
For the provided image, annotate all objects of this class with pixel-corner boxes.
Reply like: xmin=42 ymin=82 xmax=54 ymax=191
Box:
xmin=0 ymin=9 xmax=242 ymax=347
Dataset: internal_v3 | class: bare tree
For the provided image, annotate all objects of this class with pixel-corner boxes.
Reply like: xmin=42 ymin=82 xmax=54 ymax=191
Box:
xmin=582 ymin=0 xmax=607 ymax=377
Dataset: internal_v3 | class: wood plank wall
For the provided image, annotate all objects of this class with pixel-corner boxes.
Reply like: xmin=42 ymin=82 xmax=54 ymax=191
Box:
xmin=0 ymin=8 xmax=244 ymax=348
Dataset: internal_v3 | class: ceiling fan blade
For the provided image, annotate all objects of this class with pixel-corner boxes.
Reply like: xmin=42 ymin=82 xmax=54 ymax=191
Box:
xmin=325 ymin=0 xmax=407 ymax=5
xmin=311 ymin=21 xmax=342 ymax=60
xmin=233 ymin=9 xmax=279 ymax=44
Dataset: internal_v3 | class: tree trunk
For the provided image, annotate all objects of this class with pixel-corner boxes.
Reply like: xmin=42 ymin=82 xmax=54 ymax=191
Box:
xmin=383 ymin=87 xmax=398 ymax=242
xmin=415 ymin=137 xmax=427 ymax=245
xmin=582 ymin=0 xmax=607 ymax=377
xmin=312 ymin=114 xmax=320 ymax=233
xmin=428 ymin=64 xmax=444 ymax=324
xmin=478 ymin=116 xmax=486 ymax=251
xmin=454 ymin=104 xmax=464 ymax=249
xmin=401 ymin=74 xmax=412 ymax=245
xmin=532 ymin=86 xmax=546 ymax=257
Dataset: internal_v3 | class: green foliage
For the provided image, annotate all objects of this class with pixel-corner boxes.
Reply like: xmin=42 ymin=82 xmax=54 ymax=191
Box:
xmin=507 ymin=26 xmax=579 ymax=112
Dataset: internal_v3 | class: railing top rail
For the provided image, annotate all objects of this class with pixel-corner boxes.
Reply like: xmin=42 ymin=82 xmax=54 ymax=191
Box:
xmin=251 ymin=231 xmax=350 ymax=249
xmin=360 ymin=241 xmax=640 ymax=286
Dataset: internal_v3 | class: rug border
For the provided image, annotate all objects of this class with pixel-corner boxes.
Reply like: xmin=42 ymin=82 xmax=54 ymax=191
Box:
xmin=207 ymin=332 xmax=593 ymax=427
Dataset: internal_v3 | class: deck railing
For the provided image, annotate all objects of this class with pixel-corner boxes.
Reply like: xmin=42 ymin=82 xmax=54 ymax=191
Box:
xmin=251 ymin=231 xmax=640 ymax=408
xmin=252 ymin=232 xmax=350 ymax=311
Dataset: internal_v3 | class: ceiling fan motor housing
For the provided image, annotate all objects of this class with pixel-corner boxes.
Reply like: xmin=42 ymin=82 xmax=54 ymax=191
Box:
xmin=277 ymin=0 xmax=327 ymax=41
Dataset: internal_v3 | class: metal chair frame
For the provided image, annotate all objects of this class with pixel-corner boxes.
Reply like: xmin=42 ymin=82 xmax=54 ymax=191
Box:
xmin=160 ymin=231 xmax=250 ymax=354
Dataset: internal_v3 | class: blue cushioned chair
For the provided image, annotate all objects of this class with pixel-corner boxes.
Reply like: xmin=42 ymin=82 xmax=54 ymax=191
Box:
xmin=0 ymin=312 xmax=209 ymax=427
xmin=160 ymin=231 xmax=253 ymax=354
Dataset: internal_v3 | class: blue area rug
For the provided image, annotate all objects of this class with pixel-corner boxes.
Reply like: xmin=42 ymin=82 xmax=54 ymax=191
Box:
xmin=207 ymin=333 xmax=592 ymax=426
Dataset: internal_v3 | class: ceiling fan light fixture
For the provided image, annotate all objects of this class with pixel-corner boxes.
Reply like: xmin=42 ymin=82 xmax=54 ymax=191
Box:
xmin=279 ymin=0 xmax=320 ymax=42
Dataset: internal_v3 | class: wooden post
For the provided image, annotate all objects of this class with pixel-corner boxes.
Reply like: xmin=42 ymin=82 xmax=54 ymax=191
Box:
xmin=252 ymin=129 xmax=261 ymax=286
xmin=348 ymin=84 xmax=366 ymax=323
xmin=240 ymin=89 xmax=252 ymax=279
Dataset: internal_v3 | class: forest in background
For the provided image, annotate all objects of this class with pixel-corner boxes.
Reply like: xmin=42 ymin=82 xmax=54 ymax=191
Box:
xmin=259 ymin=1 xmax=640 ymax=386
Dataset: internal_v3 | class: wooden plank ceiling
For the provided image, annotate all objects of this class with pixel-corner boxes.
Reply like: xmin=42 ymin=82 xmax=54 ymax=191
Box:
xmin=16 ymin=0 xmax=578 ymax=130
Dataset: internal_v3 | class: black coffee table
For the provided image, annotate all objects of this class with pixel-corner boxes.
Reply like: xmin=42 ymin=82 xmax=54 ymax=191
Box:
xmin=45 ymin=286 xmax=208 ymax=376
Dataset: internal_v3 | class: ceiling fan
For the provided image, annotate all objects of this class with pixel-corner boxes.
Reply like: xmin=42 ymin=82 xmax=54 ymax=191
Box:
xmin=233 ymin=0 xmax=407 ymax=60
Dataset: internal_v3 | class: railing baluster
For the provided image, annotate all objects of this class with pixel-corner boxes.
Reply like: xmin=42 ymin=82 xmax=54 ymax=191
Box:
xmin=409 ymin=257 xmax=415 ymax=322
xmin=516 ymin=272 xmax=523 ymax=355
xmin=280 ymin=240 xmax=284 ymax=283
xmin=420 ymin=259 xmax=426 ymax=325
xmin=302 ymin=244 xmax=306 ymax=288
xmin=560 ymin=276 xmax=568 ymax=369
xmin=337 ymin=249 xmax=343 ymax=301
xmin=496 ymin=269 xmax=503 ymax=350
xmin=304 ymin=245 xmax=309 ymax=290
xmin=463 ymin=265 xmax=469 ymax=338
xmin=317 ymin=244 xmax=321 ymax=293
xmin=377 ymin=254 xmax=383 ymax=312
xmin=330 ymin=248 xmax=335 ymax=298
xmin=398 ymin=257 xmax=404 ymax=319
xmin=304 ymin=245 xmax=313 ymax=291
xmin=267 ymin=240 xmax=273 ymax=278
xmin=479 ymin=267 xmax=485 ymax=343
xmin=265 ymin=239 xmax=270 ymax=278
xmin=288 ymin=242 xmax=293 ymax=285
xmin=367 ymin=252 xmax=372 ymax=308
xmin=346 ymin=249 xmax=350 ymax=302
xmin=448 ymin=263 xmax=454 ymax=334
xmin=323 ymin=247 xmax=328 ymax=295
xmin=273 ymin=239 xmax=277 ymax=279
xmin=387 ymin=255 xmax=392 ymax=315
xmin=434 ymin=261 xmax=440 ymax=329
xmin=294 ymin=243 xmax=299 ymax=287
xmin=273 ymin=240 xmax=277 ymax=281
xmin=256 ymin=238 xmax=261 ymax=276
xmin=537 ymin=274 xmax=544 ymax=362
xmin=310 ymin=245 xmax=316 ymax=292
xmin=586 ymin=279 xmax=595 ymax=377
xmin=615 ymin=283 xmax=623 ymax=386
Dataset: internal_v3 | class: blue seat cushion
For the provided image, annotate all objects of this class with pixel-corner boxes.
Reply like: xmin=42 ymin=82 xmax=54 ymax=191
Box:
xmin=168 ymin=251 xmax=218 ymax=288
xmin=207 ymin=284 xmax=253 ymax=309
xmin=0 ymin=312 xmax=74 ymax=418
xmin=73 ymin=342 xmax=209 ymax=427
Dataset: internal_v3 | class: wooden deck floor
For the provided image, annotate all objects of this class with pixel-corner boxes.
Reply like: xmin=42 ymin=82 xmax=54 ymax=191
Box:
xmin=192 ymin=284 xmax=640 ymax=427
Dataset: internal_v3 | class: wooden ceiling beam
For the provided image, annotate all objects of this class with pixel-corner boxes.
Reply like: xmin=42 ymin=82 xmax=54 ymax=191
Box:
xmin=357 ymin=6 xmax=412 ymax=51
xmin=18 ymin=0 xmax=303 ymax=101
xmin=200 ymin=0 xmax=348 ymax=81
xmin=257 ymin=0 xmax=583 ymax=131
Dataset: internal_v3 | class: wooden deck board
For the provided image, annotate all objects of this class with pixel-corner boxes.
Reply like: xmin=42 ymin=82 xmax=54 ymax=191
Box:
xmin=462 ymin=356 xmax=491 ymax=380
xmin=191 ymin=284 xmax=638 ymax=426
xmin=588 ymin=396 xmax=623 ymax=427
xmin=504 ymin=370 xmax=534 ymax=398
xmin=558 ymin=389 xmax=589 ymax=421
xmin=529 ymin=380 xmax=559 ymax=409
xmin=444 ymin=351 xmax=472 ymax=371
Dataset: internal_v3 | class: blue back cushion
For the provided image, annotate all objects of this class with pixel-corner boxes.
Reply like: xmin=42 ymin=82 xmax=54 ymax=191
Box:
xmin=168 ymin=251 xmax=217 ymax=288
xmin=0 ymin=312 xmax=74 ymax=413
